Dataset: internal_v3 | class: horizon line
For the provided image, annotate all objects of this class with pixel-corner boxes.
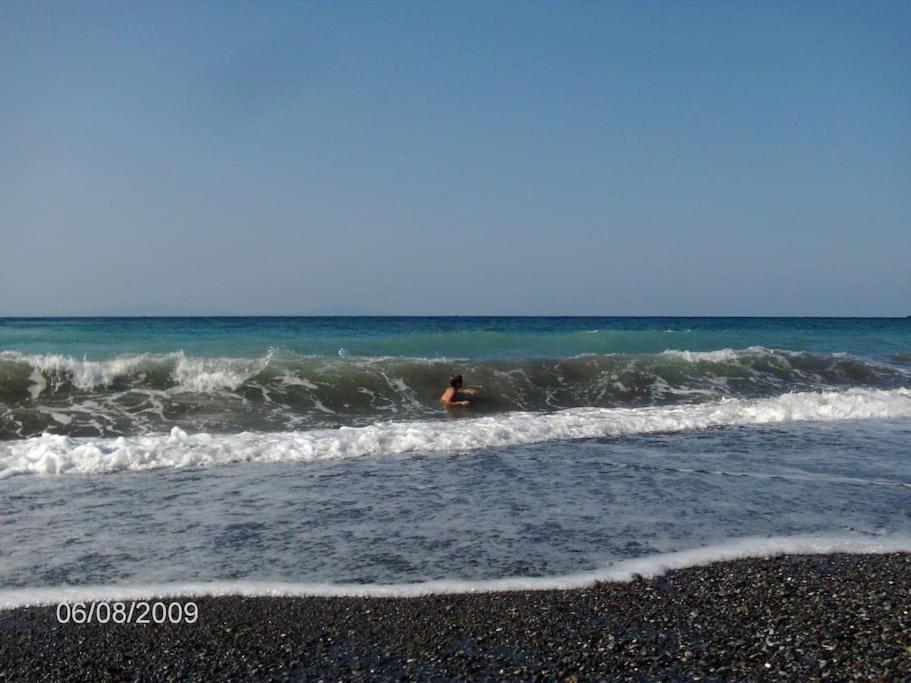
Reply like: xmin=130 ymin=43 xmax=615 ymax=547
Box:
xmin=1 ymin=314 xmax=909 ymax=320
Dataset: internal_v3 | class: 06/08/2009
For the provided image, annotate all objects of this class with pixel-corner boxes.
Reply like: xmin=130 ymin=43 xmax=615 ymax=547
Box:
xmin=56 ymin=601 xmax=198 ymax=624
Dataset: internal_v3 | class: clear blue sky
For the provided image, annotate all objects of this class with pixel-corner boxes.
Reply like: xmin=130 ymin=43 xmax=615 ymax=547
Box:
xmin=2 ymin=1 xmax=909 ymax=316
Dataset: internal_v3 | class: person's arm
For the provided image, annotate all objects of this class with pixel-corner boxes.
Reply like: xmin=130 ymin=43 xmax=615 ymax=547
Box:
xmin=441 ymin=388 xmax=469 ymax=406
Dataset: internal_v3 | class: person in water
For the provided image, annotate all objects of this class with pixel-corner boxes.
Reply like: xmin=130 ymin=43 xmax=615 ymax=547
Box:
xmin=440 ymin=373 xmax=475 ymax=406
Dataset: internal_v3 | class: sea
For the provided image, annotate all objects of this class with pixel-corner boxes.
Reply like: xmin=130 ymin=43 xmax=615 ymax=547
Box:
xmin=1 ymin=316 xmax=910 ymax=606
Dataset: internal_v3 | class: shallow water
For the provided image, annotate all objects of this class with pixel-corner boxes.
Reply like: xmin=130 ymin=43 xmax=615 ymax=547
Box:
xmin=2 ymin=419 xmax=908 ymax=592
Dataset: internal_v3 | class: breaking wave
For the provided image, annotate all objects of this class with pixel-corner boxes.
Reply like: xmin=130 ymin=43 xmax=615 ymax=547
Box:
xmin=2 ymin=387 xmax=910 ymax=477
xmin=1 ymin=347 xmax=909 ymax=438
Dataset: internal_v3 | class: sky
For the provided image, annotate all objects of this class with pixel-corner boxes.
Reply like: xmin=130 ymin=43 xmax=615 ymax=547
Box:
xmin=1 ymin=1 xmax=909 ymax=316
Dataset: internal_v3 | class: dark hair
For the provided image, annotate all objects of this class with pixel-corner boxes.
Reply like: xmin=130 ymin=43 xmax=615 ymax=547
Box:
xmin=449 ymin=374 xmax=463 ymax=389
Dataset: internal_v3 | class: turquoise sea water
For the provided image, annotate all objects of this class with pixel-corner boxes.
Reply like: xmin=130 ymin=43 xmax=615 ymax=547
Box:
xmin=2 ymin=316 xmax=910 ymax=359
xmin=1 ymin=317 xmax=910 ymax=438
xmin=0 ymin=317 xmax=909 ymax=601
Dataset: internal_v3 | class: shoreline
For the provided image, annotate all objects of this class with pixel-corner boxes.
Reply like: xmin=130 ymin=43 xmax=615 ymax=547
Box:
xmin=3 ymin=535 xmax=911 ymax=609
xmin=1 ymin=553 xmax=908 ymax=680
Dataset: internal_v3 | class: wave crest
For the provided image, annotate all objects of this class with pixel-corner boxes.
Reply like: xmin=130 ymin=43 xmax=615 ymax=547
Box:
xmin=1 ymin=348 xmax=908 ymax=439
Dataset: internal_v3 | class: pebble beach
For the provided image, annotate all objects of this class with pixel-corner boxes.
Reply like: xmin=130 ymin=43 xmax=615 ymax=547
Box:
xmin=2 ymin=552 xmax=908 ymax=681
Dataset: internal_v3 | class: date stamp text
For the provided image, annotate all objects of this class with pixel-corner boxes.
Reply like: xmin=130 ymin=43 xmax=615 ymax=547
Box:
xmin=56 ymin=601 xmax=198 ymax=624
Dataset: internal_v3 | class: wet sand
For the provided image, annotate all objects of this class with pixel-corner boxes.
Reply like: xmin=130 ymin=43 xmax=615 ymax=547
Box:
xmin=1 ymin=553 xmax=908 ymax=681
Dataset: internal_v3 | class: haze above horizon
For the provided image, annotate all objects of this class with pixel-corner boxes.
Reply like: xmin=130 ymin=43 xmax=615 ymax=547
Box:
xmin=2 ymin=1 xmax=908 ymax=316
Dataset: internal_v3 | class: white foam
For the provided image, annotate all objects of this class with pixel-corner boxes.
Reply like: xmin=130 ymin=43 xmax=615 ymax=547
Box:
xmin=170 ymin=352 xmax=271 ymax=393
xmin=1 ymin=387 xmax=909 ymax=478
xmin=1 ymin=351 xmax=160 ymax=393
xmin=1 ymin=534 xmax=908 ymax=609
xmin=277 ymin=374 xmax=319 ymax=390
xmin=0 ymin=350 xmax=272 ymax=394
xmin=661 ymin=348 xmax=750 ymax=363
xmin=26 ymin=368 xmax=46 ymax=399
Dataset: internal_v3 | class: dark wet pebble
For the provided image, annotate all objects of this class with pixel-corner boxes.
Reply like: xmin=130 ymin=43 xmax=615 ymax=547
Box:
xmin=0 ymin=553 xmax=909 ymax=681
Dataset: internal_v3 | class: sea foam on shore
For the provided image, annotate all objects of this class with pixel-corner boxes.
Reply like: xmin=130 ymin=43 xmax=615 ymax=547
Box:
xmin=3 ymin=534 xmax=910 ymax=609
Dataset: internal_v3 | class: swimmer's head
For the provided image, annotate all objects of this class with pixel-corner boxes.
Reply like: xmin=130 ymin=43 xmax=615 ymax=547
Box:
xmin=449 ymin=374 xmax=463 ymax=389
